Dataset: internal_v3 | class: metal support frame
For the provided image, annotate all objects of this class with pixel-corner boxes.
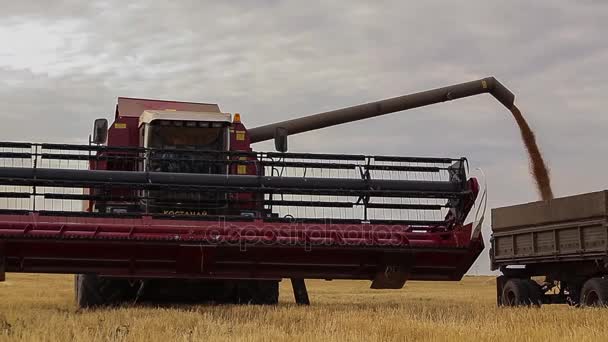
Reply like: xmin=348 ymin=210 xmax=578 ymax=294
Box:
xmin=0 ymin=142 xmax=472 ymax=226
xmin=290 ymin=278 xmax=310 ymax=305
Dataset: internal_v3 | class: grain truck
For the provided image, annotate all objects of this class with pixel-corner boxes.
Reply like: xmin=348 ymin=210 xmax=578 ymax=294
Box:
xmin=492 ymin=191 xmax=608 ymax=307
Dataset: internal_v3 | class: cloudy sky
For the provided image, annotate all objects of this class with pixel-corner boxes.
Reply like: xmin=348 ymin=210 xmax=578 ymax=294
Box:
xmin=1 ymin=0 xmax=607 ymax=273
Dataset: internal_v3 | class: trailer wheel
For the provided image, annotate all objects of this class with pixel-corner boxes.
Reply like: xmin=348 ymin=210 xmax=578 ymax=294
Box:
xmin=501 ymin=278 xmax=533 ymax=307
xmin=580 ymin=278 xmax=608 ymax=307
xmin=235 ymin=280 xmax=279 ymax=305
xmin=524 ymin=279 xmax=543 ymax=307
xmin=75 ymin=274 xmax=135 ymax=309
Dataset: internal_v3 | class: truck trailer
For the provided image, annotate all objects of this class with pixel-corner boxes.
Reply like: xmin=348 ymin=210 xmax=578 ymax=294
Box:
xmin=492 ymin=190 xmax=608 ymax=307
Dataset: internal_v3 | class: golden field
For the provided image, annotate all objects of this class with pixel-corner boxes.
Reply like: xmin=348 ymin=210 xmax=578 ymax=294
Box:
xmin=1 ymin=274 xmax=608 ymax=341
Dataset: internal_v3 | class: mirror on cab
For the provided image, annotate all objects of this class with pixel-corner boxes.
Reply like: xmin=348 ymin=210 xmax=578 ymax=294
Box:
xmin=274 ymin=127 xmax=288 ymax=152
xmin=92 ymin=118 xmax=108 ymax=145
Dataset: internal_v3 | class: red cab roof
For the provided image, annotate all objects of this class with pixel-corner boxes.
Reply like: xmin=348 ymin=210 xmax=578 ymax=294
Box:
xmin=115 ymin=97 xmax=221 ymax=119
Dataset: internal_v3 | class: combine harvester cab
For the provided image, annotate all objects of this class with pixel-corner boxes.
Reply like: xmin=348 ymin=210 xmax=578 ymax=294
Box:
xmin=0 ymin=77 xmax=515 ymax=307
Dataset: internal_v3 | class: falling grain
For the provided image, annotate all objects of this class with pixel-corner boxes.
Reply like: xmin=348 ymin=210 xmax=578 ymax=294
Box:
xmin=509 ymin=105 xmax=553 ymax=200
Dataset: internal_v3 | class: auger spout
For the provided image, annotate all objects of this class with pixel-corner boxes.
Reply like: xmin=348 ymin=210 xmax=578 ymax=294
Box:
xmin=248 ymin=76 xmax=514 ymax=143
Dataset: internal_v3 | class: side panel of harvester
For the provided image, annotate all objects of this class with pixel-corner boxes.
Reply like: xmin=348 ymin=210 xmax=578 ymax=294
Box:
xmin=491 ymin=191 xmax=608 ymax=307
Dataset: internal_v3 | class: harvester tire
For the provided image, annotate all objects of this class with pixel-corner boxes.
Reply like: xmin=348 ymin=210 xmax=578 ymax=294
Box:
xmin=75 ymin=274 xmax=135 ymax=309
xmin=501 ymin=278 xmax=534 ymax=307
xmin=580 ymin=278 xmax=608 ymax=307
xmin=235 ymin=280 xmax=279 ymax=305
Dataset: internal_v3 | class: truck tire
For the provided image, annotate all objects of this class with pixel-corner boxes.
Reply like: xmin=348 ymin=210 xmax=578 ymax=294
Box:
xmin=501 ymin=278 xmax=533 ymax=306
xmin=524 ymin=279 xmax=543 ymax=307
xmin=75 ymin=274 xmax=135 ymax=309
xmin=580 ymin=278 xmax=608 ymax=307
xmin=235 ymin=280 xmax=279 ymax=305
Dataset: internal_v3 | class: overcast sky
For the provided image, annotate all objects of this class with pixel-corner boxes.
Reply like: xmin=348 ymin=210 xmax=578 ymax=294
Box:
xmin=1 ymin=1 xmax=607 ymax=273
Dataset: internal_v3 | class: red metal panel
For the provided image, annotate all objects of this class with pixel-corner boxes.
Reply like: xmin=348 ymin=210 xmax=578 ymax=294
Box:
xmin=1 ymin=239 xmax=479 ymax=281
xmin=228 ymin=118 xmax=259 ymax=210
xmin=0 ymin=213 xmax=482 ymax=281
xmin=0 ymin=213 xmax=467 ymax=246
xmin=107 ymin=116 xmax=140 ymax=147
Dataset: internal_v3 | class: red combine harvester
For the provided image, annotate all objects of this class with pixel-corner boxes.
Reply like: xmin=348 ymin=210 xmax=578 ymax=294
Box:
xmin=0 ymin=77 xmax=514 ymax=307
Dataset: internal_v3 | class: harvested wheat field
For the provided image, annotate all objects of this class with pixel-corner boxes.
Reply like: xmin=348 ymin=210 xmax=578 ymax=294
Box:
xmin=1 ymin=274 xmax=608 ymax=342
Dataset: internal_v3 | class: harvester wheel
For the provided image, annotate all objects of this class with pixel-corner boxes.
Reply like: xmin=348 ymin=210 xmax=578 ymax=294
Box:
xmin=75 ymin=274 xmax=135 ymax=309
xmin=235 ymin=280 xmax=279 ymax=305
xmin=580 ymin=278 xmax=608 ymax=307
xmin=501 ymin=278 xmax=534 ymax=307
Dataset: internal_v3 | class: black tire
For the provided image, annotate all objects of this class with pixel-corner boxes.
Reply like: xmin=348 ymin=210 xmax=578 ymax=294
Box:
xmin=235 ymin=280 xmax=279 ymax=305
xmin=523 ymin=279 xmax=543 ymax=307
xmin=75 ymin=274 xmax=136 ymax=309
xmin=580 ymin=278 xmax=608 ymax=307
xmin=501 ymin=278 xmax=534 ymax=307
xmin=136 ymin=279 xmax=237 ymax=304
